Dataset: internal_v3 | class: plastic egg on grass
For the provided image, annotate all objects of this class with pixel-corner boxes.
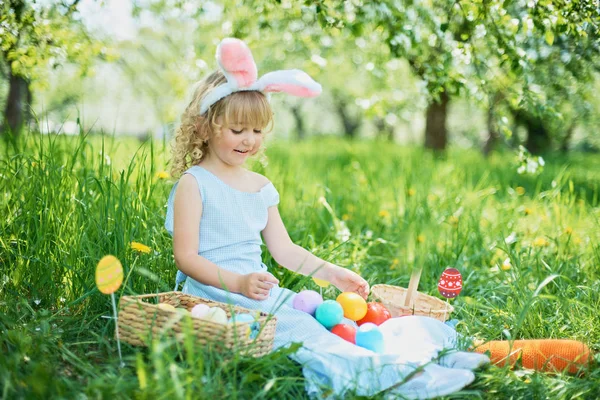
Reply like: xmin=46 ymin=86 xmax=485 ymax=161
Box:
xmin=336 ymin=292 xmax=368 ymax=321
xmin=357 ymin=303 xmax=392 ymax=326
xmin=315 ymin=300 xmax=344 ymax=329
xmin=331 ymin=324 xmax=357 ymax=344
xmin=157 ymin=303 xmax=177 ymax=312
xmin=355 ymin=323 xmax=385 ymax=353
xmin=204 ymin=307 xmax=228 ymax=324
xmin=437 ymin=268 xmax=463 ymax=299
xmin=293 ymin=290 xmax=323 ymax=315
xmin=191 ymin=304 xmax=210 ymax=319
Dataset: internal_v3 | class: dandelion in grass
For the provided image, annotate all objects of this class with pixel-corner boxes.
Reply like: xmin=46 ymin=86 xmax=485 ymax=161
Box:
xmin=342 ymin=214 xmax=350 ymax=221
xmin=417 ymin=234 xmax=426 ymax=244
xmin=390 ymin=258 xmax=399 ymax=270
xmin=378 ymin=210 xmax=390 ymax=219
xmin=532 ymin=237 xmax=549 ymax=247
xmin=565 ymin=226 xmax=573 ymax=235
xmin=516 ymin=186 xmax=525 ymax=195
xmin=448 ymin=215 xmax=459 ymax=226
xmin=335 ymin=221 xmax=351 ymax=242
xmin=407 ymin=188 xmax=416 ymax=197
xmin=501 ymin=258 xmax=512 ymax=271
xmin=130 ymin=241 xmax=152 ymax=254
xmin=524 ymin=207 xmax=533 ymax=215
xmin=156 ymin=171 xmax=169 ymax=179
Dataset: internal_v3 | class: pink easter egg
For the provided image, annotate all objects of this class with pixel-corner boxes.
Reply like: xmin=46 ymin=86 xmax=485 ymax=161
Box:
xmin=293 ymin=290 xmax=323 ymax=315
xmin=437 ymin=268 xmax=463 ymax=299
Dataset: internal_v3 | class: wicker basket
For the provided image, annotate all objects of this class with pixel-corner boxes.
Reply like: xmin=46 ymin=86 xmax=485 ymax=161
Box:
xmin=117 ymin=291 xmax=276 ymax=357
xmin=371 ymin=284 xmax=453 ymax=322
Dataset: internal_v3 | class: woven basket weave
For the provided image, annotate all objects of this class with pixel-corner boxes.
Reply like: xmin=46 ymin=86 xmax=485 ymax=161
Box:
xmin=371 ymin=284 xmax=453 ymax=322
xmin=118 ymin=291 xmax=276 ymax=357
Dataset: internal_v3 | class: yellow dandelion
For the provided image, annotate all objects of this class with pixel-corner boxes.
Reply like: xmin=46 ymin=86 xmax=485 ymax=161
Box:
xmin=565 ymin=226 xmax=573 ymax=235
xmin=407 ymin=188 xmax=416 ymax=197
xmin=524 ymin=207 xmax=533 ymax=215
xmin=379 ymin=210 xmax=390 ymax=218
xmin=501 ymin=258 xmax=512 ymax=271
xmin=347 ymin=204 xmax=356 ymax=213
xmin=532 ymin=237 xmax=548 ymax=247
xmin=130 ymin=241 xmax=152 ymax=254
xmin=156 ymin=171 xmax=169 ymax=179
xmin=448 ymin=216 xmax=459 ymax=226
xmin=417 ymin=234 xmax=426 ymax=243
xmin=390 ymin=258 xmax=400 ymax=270
xmin=32 ymin=161 xmax=38 ymax=168
xmin=573 ymin=236 xmax=582 ymax=245
xmin=342 ymin=214 xmax=350 ymax=221
xmin=516 ymin=186 xmax=525 ymax=195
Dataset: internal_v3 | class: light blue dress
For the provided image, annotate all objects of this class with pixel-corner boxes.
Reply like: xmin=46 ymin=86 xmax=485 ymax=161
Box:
xmin=165 ymin=166 xmax=487 ymax=399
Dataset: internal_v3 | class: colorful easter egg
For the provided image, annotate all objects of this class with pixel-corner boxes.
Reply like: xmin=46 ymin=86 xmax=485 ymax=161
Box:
xmin=191 ymin=304 xmax=210 ymax=318
xmin=331 ymin=324 xmax=357 ymax=344
xmin=204 ymin=307 xmax=228 ymax=324
xmin=357 ymin=302 xmax=392 ymax=326
xmin=157 ymin=303 xmax=177 ymax=312
xmin=95 ymin=255 xmax=123 ymax=294
xmin=312 ymin=277 xmax=330 ymax=288
xmin=292 ymin=290 xmax=323 ymax=315
xmin=437 ymin=267 xmax=463 ymax=299
xmin=355 ymin=322 xmax=385 ymax=353
xmin=228 ymin=313 xmax=255 ymax=338
xmin=336 ymin=292 xmax=368 ymax=321
xmin=315 ymin=300 xmax=344 ymax=329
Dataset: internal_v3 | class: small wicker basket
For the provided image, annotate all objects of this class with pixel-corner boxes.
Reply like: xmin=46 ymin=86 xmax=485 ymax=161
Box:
xmin=371 ymin=284 xmax=453 ymax=322
xmin=117 ymin=291 xmax=276 ymax=357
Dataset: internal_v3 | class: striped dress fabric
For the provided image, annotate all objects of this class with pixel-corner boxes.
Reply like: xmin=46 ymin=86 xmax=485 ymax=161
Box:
xmin=165 ymin=165 xmax=483 ymax=399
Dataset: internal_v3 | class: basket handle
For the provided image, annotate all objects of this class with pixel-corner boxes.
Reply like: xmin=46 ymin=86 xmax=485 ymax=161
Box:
xmin=403 ymin=268 xmax=422 ymax=308
xmin=121 ymin=291 xmax=180 ymax=300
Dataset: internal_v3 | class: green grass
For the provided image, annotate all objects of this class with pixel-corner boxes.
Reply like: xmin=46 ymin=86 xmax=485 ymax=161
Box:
xmin=1 ymin=131 xmax=599 ymax=399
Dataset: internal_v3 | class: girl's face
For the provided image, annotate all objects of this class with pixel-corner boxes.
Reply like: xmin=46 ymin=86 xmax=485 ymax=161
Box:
xmin=207 ymin=121 xmax=264 ymax=167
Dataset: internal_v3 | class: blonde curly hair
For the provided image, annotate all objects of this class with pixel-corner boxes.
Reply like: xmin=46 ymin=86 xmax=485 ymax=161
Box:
xmin=170 ymin=71 xmax=273 ymax=177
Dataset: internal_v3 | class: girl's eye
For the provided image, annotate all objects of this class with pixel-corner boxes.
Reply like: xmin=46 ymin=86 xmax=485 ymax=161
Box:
xmin=253 ymin=130 xmax=262 ymax=134
xmin=231 ymin=129 xmax=243 ymax=134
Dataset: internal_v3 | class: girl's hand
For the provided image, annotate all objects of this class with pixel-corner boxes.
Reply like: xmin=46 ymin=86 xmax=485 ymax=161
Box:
xmin=239 ymin=272 xmax=279 ymax=301
xmin=330 ymin=267 xmax=370 ymax=300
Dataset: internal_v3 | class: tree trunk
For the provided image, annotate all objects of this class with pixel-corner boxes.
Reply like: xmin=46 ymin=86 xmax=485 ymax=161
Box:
xmin=424 ymin=91 xmax=449 ymax=151
xmin=483 ymin=93 xmax=503 ymax=156
xmin=290 ymin=105 xmax=306 ymax=140
xmin=374 ymin=116 xmax=394 ymax=141
xmin=523 ymin=114 xmax=551 ymax=154
xmin=560 ymin=124 xmax=575 ymax=153
xmin=333 ymin=93 xmax=360 ymax=139
xmin=2 ymin=67 xmax=31 ymax=136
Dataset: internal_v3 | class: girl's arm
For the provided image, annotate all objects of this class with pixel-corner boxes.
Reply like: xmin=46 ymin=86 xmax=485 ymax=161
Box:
xmin=173 ymin=174 xmax=277 ymax=300
xmin=262 ymin=206 xmax=369 ymax=299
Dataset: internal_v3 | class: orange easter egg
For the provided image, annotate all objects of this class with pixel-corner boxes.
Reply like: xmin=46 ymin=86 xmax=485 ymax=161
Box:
xmin=95 ymin=255 xmax=123 ymax=294
xmin=336 ymin=292 xmax=368 ymax=321
xmin=437 ymin=267 xmax=463 ymax=299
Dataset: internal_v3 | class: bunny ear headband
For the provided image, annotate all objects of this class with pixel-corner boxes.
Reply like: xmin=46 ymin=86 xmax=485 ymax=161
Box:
xmin=199 ymin=38 xmax=322 ymax=115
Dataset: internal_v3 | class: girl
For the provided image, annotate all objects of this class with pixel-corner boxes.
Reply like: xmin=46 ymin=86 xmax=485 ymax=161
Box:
xmin=165 ymin=38 xmax=489 ymax=399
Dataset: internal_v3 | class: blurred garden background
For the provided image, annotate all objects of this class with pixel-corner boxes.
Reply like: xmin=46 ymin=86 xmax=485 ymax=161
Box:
xmin=1 ymin=0 xmax=600 ymax=399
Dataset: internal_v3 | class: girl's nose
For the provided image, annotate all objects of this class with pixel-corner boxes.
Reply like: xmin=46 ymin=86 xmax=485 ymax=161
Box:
xmin=243 ymin=133 xmax=255 ymax=146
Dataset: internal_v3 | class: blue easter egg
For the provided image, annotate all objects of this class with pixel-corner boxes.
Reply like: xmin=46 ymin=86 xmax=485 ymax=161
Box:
xmin=315 ymin=300 xmax=344 ymax=329
xmin=229 ymin=313 xmax=255 ymax=324
xmin=355 ymin=322 xmax=384 ymax=353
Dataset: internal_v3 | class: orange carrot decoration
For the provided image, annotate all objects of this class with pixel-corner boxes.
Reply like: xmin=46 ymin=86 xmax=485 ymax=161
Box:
xmin=473 ymin=339 xmax=592 ymax=374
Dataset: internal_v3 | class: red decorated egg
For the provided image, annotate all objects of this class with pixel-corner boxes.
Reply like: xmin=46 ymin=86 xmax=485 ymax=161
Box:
xmin=357 ymin=303 xmax=392 ymax=326
xmin=331 ymin=323 xmax=357 ymax=344
xmin=437 ymin=268 xmax=463 ymax=298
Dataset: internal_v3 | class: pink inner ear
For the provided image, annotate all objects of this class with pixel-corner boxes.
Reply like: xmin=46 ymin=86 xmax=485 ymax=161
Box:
xmin=263 ymin=84 xmax=318 ymax=97
xmin=219 ymin=40 xmax=257 ymax=87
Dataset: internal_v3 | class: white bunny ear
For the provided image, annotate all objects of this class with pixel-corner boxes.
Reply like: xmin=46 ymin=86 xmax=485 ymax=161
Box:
xmin=216 ymin=38 xmax=257 ymax=89
xmin=253 ymin=69 xmax=322 ymax=97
